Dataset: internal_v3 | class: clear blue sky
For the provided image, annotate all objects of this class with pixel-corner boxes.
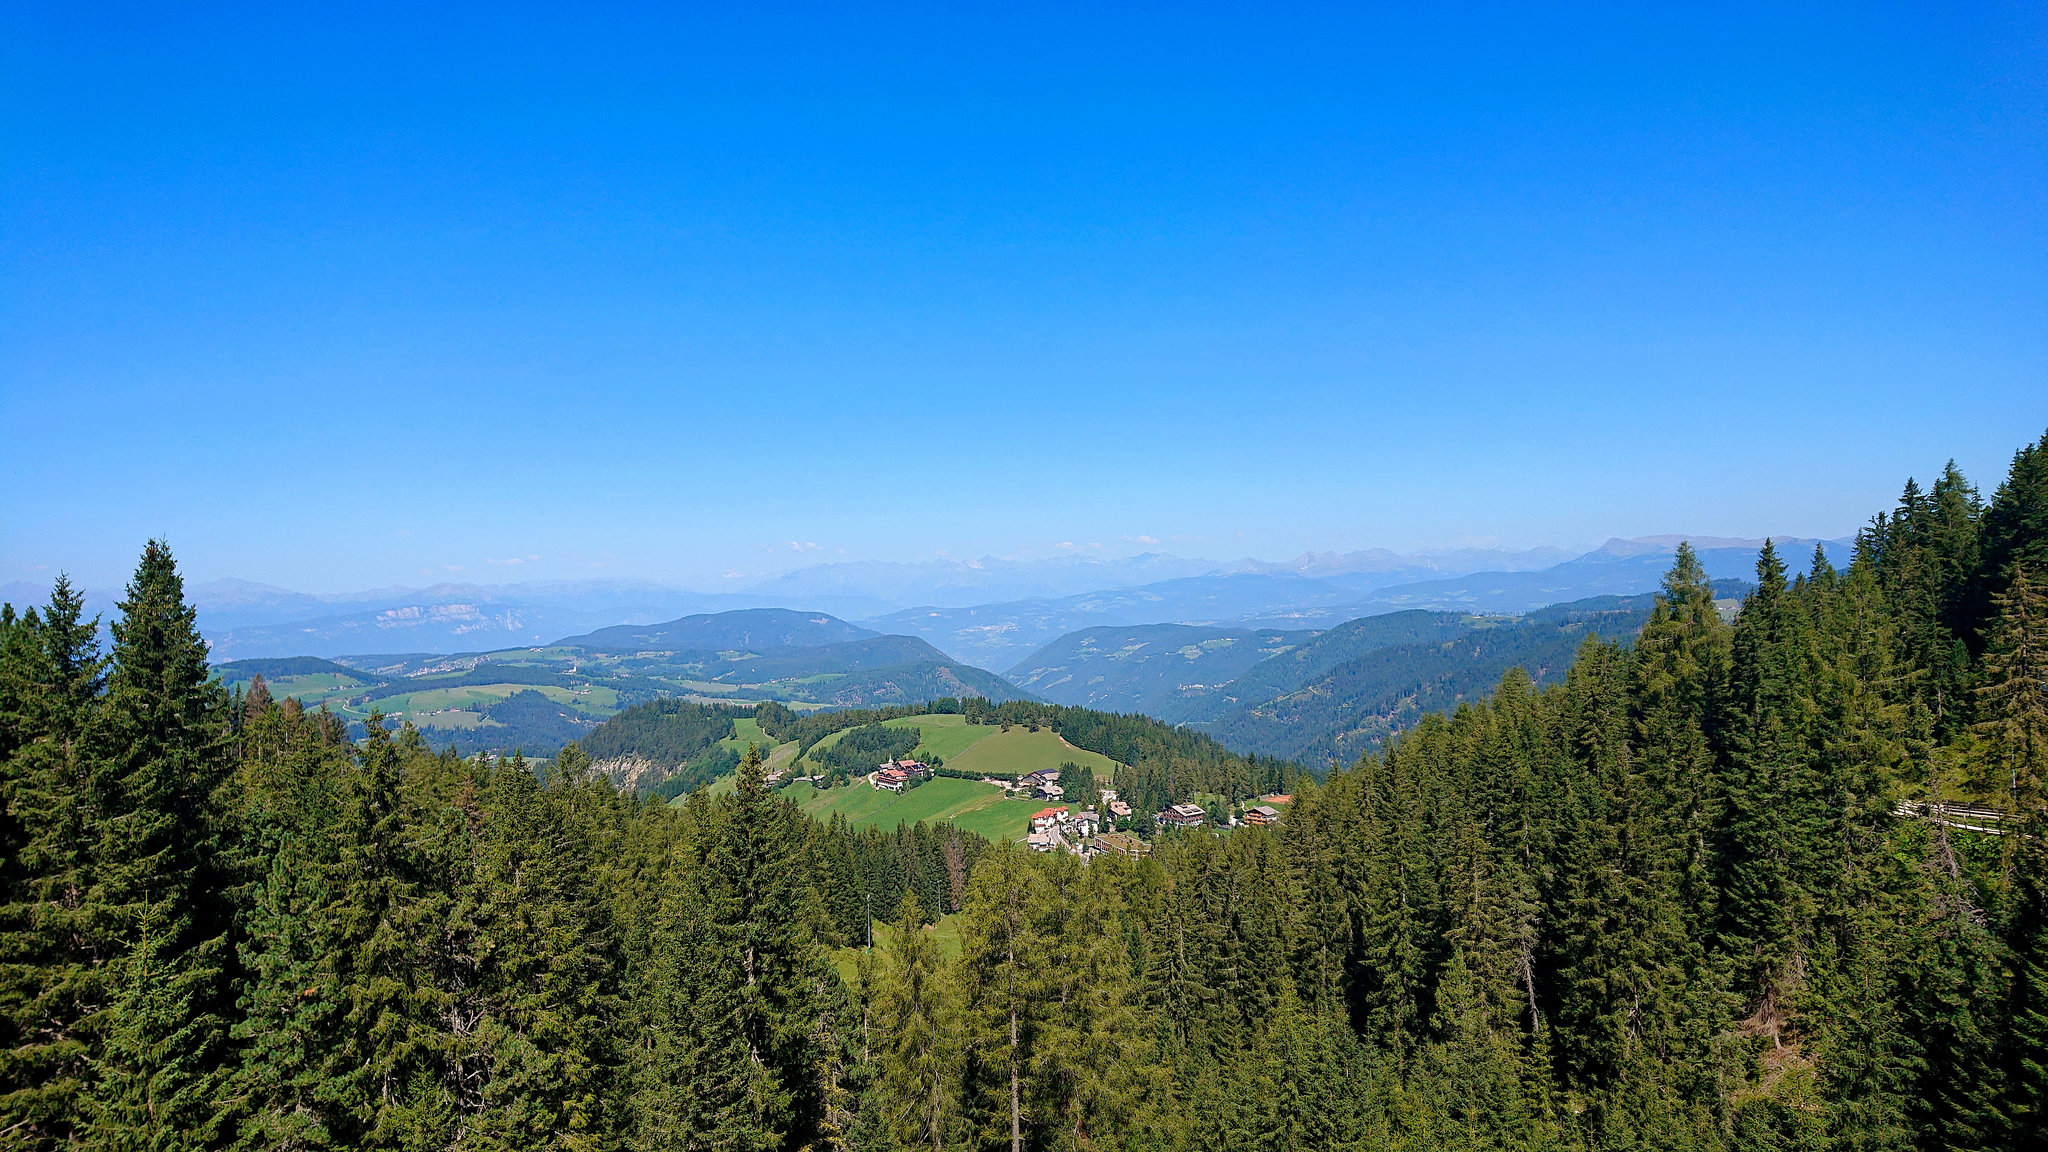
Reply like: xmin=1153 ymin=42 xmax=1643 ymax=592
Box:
xmin=3 ymin=2 xmax=2042 ymax=592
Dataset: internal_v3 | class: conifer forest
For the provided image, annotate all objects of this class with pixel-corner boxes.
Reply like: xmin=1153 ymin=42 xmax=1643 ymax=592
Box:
xmin=5 ymin=429 xmax=2048 ymax=1152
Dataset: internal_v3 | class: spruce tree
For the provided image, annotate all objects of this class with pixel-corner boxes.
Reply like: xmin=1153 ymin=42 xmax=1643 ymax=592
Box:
xmin=872 ymin=893 xmax=960 ymax=1152
xmin=1973 ymin=429 xmax=2048 ymax=645
xmin=637 ymin=742 xmax=826 ymax=1152
xmin=1973 ymin=566 xmax=2048 ymax=814
xmin=1029 ymin=856 xmax=1162 ymax=1151
xmin=1718 ymin=540 xmax=1812 ymax=995
xmin=88 ymin=541 xmax=239 ymax=1150
xmin=319 ymin=719 xmax=440 ymax=1148
xmin=1998 ymin=826 xmax=2048 ymax=1149
xmin=0 ymin=576 xmax=108 ymax=1148
xmin=956 ymin=843 xmax=1044 ymax=1152
xmin=1630 ymin=543 xmax=1731 ymax=948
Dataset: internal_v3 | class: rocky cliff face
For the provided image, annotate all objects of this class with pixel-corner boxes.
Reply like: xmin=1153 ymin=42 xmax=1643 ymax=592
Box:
xmin=594 ymin=753 xmax=669 ymax=794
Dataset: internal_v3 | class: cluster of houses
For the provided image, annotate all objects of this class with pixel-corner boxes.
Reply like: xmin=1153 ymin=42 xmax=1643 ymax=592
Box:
xmin=1013 ymin=769 xmax=1066 ymax=802
xmin=1024 ymin=795 xmax=1294 ymax=856
xmin=1032 ymin=778 xmax=1130 ymax=852
xmin=1025 ymin=803 xmax=1102 ymax=854
xmin=1021 ymin=787 xmax=1291 ymax=859
xmin=871 ymin=758 xmax=933 ymax=792
xmin=825 ymin=751 xmax=1291 ymax=859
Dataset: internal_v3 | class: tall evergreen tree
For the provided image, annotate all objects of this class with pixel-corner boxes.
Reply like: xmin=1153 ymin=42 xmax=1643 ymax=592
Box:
xmin=1973 ymin=566 xmax=2048 ymax=814
xmin=1719 ymin=540 xmax=1814 ymax=995
xmin=0 ymin=576 xmax=108 ymax=1149
xmin=1973 ymin=429 xmax=2048 ymax=646
xmin=637 ymin=743 xmax=827 ymax=1152
xmin=956 ymin=844 xmax=1044 ymax=1152
xmin=87 ymin=542 xmax=239 ymax=1150
xmin=1631 ymin=543 xmax=1733 ymax=950
xmin=871 ymin=894 xmax=961 ymax=1152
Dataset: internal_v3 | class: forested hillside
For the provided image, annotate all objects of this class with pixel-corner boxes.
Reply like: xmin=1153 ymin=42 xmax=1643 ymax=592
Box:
xmin=1170 ymin=607 xmax=1485 ymax=721
xmin=2 ymin=430 xmax=2046 ymax=1151
xmin=1003 ymin=623 xmax=1314 ymax=717
xmin=1008 ymin=596 xmax=1745 ymax=767
xmin=1199 ymin=592 xmax=1669 ymax=765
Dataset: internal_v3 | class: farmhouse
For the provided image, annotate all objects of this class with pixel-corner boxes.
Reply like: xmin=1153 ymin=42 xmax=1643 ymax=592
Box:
xmin=1096 ymin=831 xmax=1151 ymax=860
xmin=874 ymin=767 xmax=911 ymax=792
xmin=1030 ymin=805 xmax=1069 ymax=833
xmin=1156 ymin=803 xmax=1206 ymax=829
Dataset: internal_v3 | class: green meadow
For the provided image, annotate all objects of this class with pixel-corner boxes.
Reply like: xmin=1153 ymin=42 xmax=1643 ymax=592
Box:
xmin=367 ymin=682 xmax=618 ymax=718
xmin=720 ymin=716 xmax=778 ymax=755
xmin=942 ymin=725 xmax=1117 ymax=781
xmin=783 ymin=776 xmax=1036 ymax=842
xmin=801 ymin=714 xmax=1119 ymax=783
xmin=880 ymin=713 xmax=994 ymax=761
xmin=247 ymin=672 xmax=373 ymax=702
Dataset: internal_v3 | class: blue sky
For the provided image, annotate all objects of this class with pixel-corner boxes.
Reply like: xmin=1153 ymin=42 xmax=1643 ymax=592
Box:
xmin=3 ymin=2 xmax=2043 ymax=592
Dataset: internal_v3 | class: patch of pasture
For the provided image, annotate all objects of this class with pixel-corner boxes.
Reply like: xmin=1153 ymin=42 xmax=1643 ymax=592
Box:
xmin=366 ymin=682 xmax=618 ymax=718
xmin=943 ymin=726 xmax=1118 ymax=781
xmin=794 ymin=777 xmax=1012 ymax=836
xmin=880 ymin=713 xmax=995 ymax=762
xmin=947 ymin=796 xmax=1038 ymax=842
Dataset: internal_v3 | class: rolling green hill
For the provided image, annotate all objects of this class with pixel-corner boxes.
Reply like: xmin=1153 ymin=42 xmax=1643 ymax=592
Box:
xmin=798 ymin=712 xmax=1118 ymax=781
xmin=212 ymin=609 xmax=1035 ymax=759
xmin=558 ymin=607 xmax=876 ymax=652
xmin=769 ymin=712 xmax=1127 ymax=840
xmin=784 ymin=777 xmax=1041 ymax=843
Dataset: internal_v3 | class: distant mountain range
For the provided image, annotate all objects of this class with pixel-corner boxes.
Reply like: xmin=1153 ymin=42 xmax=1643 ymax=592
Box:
xmin=172 ymin=542 xmax=1788 ymax=765
xmin=869 ymin=536 xmax=1849 ymax=668
xmin=2 ymin=534 xmax=1847 ymax=666
xmin=560 ymin=607 xmax=877 ymax=653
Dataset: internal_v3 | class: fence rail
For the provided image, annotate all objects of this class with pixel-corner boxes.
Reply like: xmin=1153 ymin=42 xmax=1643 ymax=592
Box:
xmin=1893 ymin=800 xmax=2014 ymax=836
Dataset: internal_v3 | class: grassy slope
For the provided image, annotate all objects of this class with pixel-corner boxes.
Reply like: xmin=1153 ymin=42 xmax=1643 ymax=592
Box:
xmin=796 ymin=715 xmax=1114 ymax=780
xmin=944 ymin=726 xmax=1118 ymax=781
xmin=379 ymin=683 xmax=618 ymax=716
xmin=882 ymin=713 xmax=995 ymax=761
xmin=247 ymin=672 xmax=375 ymax=703
xmin=720 ymin=716 xmax=777 ymax=755
xmin=799 ymin=713 xmax=1009 ymax=769
xmin=948 ymin=796 xmax=1043 ymax=842
xmin=785 ymin=776 xmax=1038 ymax=843
xmin=669 ymin=716 xmax=1122 ymax=838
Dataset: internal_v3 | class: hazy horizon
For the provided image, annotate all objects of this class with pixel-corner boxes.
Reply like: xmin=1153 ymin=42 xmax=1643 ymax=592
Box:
xmin=2 ymin=531 xmax=1860 ymax=601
